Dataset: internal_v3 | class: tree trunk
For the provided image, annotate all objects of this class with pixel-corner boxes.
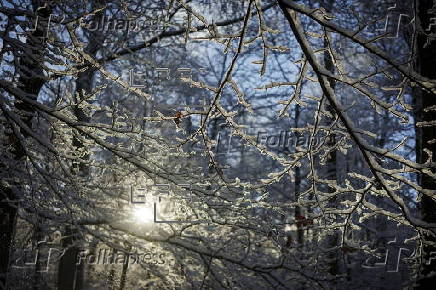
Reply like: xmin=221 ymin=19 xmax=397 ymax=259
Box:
xmin=0 ymin=186 xmax=17 ymax=289
xmin=107 ymin=249 xmax=117 ymax=289
xmin=57 ymin=227 xmax=83 ymax=290
xmin=322 ymin=0 xmax=339 ymax=279
xmin=294 ymin=104 xmax=304 ymax=244
xmin=118 ymin=245 xmax=131 ymax=290
xmin=414 ymin=0 xmax=436 ymax=287
xmin=0 ymin=2 xmax=50 ymax=287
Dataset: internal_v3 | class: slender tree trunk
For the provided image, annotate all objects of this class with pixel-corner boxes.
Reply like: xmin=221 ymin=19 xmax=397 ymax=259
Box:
xmin=107 ymin=249 xmax=117 ymax=289
xmin=118 ymin=246 xmax=131 ymax=290
xmin=118 ymin=257 xmax=129 ymax=290
xmin=0 ymin=186 xmax=17 ymax=288
xmin=322 ymin=0 xmax=339 ymax=279
xmin=32 ymin=226 xmax=43 ymax=290
xmin=57 ymin=2 xmax=104 ymax=288
xmin=414 ymin=0 xmax=436 ymax=287
xmin=58 ymin=227 xmax=83 ymax=290
xmin=294 ymin=104 xmax=304 ymax=244
xmin=85 ymin=239 xmax=98 ymax=287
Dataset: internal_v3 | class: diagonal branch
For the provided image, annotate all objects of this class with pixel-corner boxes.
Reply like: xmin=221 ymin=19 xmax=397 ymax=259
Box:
xmin=278 ymin=0 xmax=436 ymax=231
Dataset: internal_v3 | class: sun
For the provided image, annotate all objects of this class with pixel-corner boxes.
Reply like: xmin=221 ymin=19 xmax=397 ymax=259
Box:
xmin=132 ymin=206 xmax=154 ymax=223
